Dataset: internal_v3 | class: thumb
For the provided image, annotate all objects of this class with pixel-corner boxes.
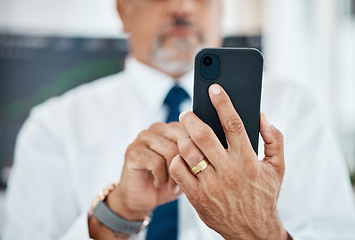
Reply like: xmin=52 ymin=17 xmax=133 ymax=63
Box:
xmin=260 ymin=113 xmax=285 ymax=175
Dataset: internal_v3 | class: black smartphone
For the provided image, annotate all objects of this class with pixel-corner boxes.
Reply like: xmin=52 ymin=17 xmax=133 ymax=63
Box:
xmin=193 ymin=48 xmax=263 ymax=153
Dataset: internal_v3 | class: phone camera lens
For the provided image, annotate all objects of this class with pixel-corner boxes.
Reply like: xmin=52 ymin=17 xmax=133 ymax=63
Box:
xmin=203 ymin=56 xmax=213 ymax=67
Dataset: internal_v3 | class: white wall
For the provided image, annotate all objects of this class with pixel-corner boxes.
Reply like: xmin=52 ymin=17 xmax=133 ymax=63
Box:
xmin=0 ymin=0 xmax=122 ymax=37
xmin=0 ymin=0 xmax=262 ymax=37
xmin=223 ymin=0 xmax=262 ymax=36
xmin=262 ymin=0 xmax=355 ymax=170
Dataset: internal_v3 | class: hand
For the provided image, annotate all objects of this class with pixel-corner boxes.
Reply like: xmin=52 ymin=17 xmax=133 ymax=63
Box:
xmin=170 ymin=84 xmax=290 ymax=240
xmin=107 ymin=122 xmax=185 ymax=221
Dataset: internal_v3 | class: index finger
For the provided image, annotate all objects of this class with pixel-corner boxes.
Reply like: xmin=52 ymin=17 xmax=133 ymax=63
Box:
xmin=209 ymin=84 xmax=254 ymax=153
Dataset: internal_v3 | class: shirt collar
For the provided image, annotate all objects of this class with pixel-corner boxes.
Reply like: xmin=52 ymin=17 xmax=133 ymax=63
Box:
xmin=124 ymin=56 xmax=193 ymax=110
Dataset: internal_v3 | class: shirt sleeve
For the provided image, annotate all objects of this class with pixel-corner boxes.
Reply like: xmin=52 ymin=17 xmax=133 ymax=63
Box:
xmin=276 ymin=85 xmax=355 ymax=239
xmin=3 ymin=105 xmax=91 ymax=240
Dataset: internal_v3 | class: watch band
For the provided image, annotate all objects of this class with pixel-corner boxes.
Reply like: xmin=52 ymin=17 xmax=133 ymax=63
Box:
xmin=93 ymin=200 xmax=150 ymax=234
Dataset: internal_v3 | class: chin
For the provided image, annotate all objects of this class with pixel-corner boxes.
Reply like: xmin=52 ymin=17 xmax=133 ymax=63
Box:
xmin=157 ymin=60 xmax=193 ymax=77
xmin=153 ymin=38 xmax=203 ymax=77
xmin=153 ymin=49 xmax=194 ymax=77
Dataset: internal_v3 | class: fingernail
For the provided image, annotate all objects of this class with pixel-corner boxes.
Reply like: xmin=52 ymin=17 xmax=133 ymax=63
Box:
xmin=210 ymin=84 xmax=221 ymax=95
xmin=179 ymin=111 xmax=188 ymax=121
xmin=262 ymin=113 xmax=271 ymax=126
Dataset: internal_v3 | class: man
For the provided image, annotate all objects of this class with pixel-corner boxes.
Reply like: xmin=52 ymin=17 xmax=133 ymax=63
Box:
xmin=3 ymin=0 xmax=355 ymax=239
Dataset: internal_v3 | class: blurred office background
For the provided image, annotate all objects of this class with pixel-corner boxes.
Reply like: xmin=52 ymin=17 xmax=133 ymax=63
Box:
xmin=1 ymin=0 xmax=355 ymax=234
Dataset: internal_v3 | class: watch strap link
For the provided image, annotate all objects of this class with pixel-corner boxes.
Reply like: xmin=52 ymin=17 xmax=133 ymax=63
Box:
xmin=93 ymin=200 xmax=149 ymax=234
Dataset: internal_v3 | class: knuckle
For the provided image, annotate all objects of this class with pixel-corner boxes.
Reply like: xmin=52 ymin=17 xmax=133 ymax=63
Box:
xmin=178 ymin=137 xmax=203 ymax=161
xmin=149 ymin=122 xmax=164 ymax=131
xmin=223 ymin=117 xmax=244 ymax=134
xmin=192 ymin=127 xmax=211 ymax=143
xmin=125 ymin=144 xmax=134 ymax=159
xmin=168 ymin=121 xmax=181 ymax=128
xmin=177 ymin=137 xmax=190 ymax=155
xmin=275 ymin=129 xmax=284 ymax=143
xmin=279 ymin=161 xmax=286 ymax=175
xmin=170 ymin=122 xmax=186 ymax=134
xmin=137 ymin=129 xmax=151 ymax=141
xmin=125 ymin=143 xmax=137 ymax=157
xmin=125 ymin=144 xmax=144 ymax=166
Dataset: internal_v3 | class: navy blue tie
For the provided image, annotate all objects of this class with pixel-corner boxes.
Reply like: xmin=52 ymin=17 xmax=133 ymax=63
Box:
xmin=145 ymin=85 xmax=189 ymax=240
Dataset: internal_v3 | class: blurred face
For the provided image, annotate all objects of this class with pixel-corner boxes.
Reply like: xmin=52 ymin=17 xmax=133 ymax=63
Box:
xmin=117 ymin=0 xmax=223 ymax=78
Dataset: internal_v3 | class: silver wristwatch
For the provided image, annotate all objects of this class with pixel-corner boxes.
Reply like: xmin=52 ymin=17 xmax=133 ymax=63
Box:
xmin=89 ymin=182 xmax=151 ymax=234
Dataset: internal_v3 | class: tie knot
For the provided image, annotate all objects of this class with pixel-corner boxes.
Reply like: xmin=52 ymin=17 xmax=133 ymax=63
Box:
xmin=164 ymin=85 xmax=189 ymax=109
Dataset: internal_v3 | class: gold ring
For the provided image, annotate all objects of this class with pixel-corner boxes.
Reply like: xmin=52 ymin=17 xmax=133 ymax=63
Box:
xmin=190 ymin=159 xmax=210 ymax=175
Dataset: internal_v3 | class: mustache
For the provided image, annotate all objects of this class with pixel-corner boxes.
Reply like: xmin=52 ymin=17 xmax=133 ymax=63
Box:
xmin=157 ymin=17 xmax=205 ymax=45
xmin=173 ymin=17 xmax=192 ymax=27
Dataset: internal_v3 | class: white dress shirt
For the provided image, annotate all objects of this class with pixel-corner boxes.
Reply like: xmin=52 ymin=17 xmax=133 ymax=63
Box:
xmin=3 ymin=57 xmax=355 ymax=240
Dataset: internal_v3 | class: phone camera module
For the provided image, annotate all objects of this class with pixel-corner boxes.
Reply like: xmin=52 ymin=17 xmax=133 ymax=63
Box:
xmin=203 ymin=56 xmax=213 ymax=67
xmin=199 ymin=53 xmax=220 ymax=80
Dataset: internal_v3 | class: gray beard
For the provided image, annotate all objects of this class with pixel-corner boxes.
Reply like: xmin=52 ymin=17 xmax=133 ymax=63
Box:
xmin=153 ymin=38 xmax=202 ymax=76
